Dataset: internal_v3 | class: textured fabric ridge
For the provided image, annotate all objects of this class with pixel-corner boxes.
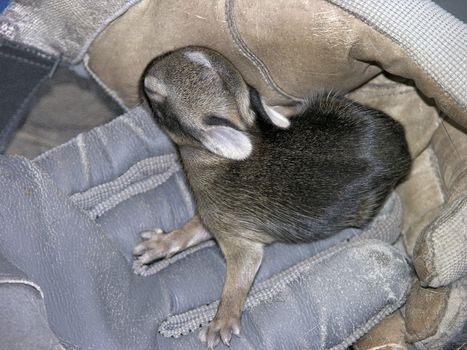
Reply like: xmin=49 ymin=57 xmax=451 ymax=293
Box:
xmin=70 ymin=154 xmax=180 ymax=219
xmin=326 ymin=0 xmax=467 ymax=110
xmin=158 ymin=242 xmax=357 ymax=338
xmin=158 ymin=239 xmax=410 ymax=344
xmin=133 ymin=240 xmax=216 ymax=276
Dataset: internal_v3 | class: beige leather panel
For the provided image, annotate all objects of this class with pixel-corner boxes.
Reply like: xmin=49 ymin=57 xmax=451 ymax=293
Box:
xmin=349 ymin=78 xmax=446 ymax=260
xmin=88 ymin=0 xmax=466 ymax=128
xmin=88 ymin=0 xmax=248 ymax=106
xmin=396 ymin=148 xmax=445 ymax=256
xmin=410 ymin=119 xmax=467 ymax=287
xmin=403 ymin=118 xmax=466 ymax=287
xmin=431 ymin=120 xmax=467 ymax=202
xmin=405 ymin=282 xmax=449 ymax=343
xmin=348 ymin=74 xmax=440 ymax=158
xmin=233 ymin=0 xmax=381 ymax=102
xmin=88 ymin=0 xmax=381 ymax=106
xmin=354 ymin=311 xmax=407 ymax=350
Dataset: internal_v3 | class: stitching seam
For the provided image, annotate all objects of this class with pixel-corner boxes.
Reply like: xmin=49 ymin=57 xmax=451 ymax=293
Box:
xmin=224 ymin=0 xmax=302 ymax=102
xmin=0 ymin=278 xmax=44 ymax=299
xmin=72 ymin=0 xmax=142 ymax=64
xmin=0 ymin=51 xmax=52 ymax=69
xmin=158 ymin=238 xmax=408 ymax=341
xmin=0 ymin=37 xmax=56 ymax=61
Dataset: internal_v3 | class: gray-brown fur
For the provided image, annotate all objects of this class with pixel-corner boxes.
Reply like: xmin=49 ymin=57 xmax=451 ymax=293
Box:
xmin=135 ymin=46 xmax=411 ymax=348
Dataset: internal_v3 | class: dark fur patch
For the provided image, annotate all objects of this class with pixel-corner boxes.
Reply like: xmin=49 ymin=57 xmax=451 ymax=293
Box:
xmin=187 ymin=92 xmax=411 ymax=243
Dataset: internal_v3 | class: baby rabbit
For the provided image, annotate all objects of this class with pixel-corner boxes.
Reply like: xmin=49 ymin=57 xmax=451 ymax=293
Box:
xmin=134 ymin=46 xmax=411 ymax=349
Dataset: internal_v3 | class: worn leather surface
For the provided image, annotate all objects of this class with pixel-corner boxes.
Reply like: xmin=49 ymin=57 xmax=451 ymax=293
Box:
xmin=405 ymin=282 xmax=449 ymax=343
xmin=431 ymin=119 xmax=467 ymax=202
xmin=410 ymin=120 xmax=467 ymax=288
xmin=88 ymin=0 xmax=467 ymax=126
xmin=354 ymin=311 xmax=407 ymax=350
xmin=0 ymin=251 xmax=63 ymax=349
xmin=400 ymin=118 xmax=467 ymax=347
xmin=412 ymin=277 xmax=467 ymax=350
xmin=396 ymin=148 xmax=445 ymax=257
xmin=346 ymin=70 xmax=466 ymax=348
xmin=393 ymin=113 xmax=467 ymax=348
xmin=347 ymin=74 xmax=441 ymax=159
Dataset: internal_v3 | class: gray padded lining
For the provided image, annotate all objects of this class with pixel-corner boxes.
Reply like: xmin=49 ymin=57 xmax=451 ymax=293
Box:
xmin=0 ymin=284 xmax=64 ymax=350
xmin=0 ymin=0 xmax=141 ymax=63
xmin=158 ymin=240 xmax=410 ymax=342
xmin=0 ymin=106 xmax=411 ymax=349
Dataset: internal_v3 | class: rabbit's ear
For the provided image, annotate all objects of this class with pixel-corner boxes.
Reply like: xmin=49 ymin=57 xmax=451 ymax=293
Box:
xmin=260 ymin=98 xmax=291 ymax=129
xmin=248 ymin=87 xmax=290 ymax=129
xmin=144 ymin=76 xmax=167 ymax=104
xmin=200 ymin=125 xmax=252 ymax=160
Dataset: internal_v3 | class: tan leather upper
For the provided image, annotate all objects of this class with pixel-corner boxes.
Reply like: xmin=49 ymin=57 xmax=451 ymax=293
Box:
xmin=88 ymin=0 xmax=466 ymax=126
